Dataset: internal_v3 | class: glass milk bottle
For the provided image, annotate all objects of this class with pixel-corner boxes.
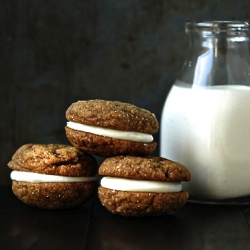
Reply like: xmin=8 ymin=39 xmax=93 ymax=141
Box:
xmin=161 ymin=21 xmax=250 ymax=204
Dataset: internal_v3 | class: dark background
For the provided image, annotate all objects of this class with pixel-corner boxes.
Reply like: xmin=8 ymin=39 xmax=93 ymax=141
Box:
xmin=1 ymin=0 xmax=250 ymax=185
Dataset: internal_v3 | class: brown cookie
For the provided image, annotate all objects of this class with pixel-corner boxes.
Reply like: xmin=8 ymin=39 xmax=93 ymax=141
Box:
xmin=12 ymin=182 xmax=97 ymax=209
xmin=65 ymin=100 xmax=158 ymax=156
xmin=98 ymin=156 xmax=191 ymax=217
xmin=98 ymin=187 xmax=189 ymax=217
xmin=66 ymin=100 xmax=158 ymax=133
xmin=99 ymin=156 xmax=191 ymax=182
xmin=65 ymin=127 xmax=157 ymax=157
xmin=8 ymin=144 xmax=98 ymax=209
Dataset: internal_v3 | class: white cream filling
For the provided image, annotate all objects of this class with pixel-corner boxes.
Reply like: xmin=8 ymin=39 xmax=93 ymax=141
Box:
xmin=10 ymin=171 xmax=97 ymax=183
xmin=100 ymin=177 xmax=182 ymax=193
xmin=66 ymin=121 xmax=153 ymax=143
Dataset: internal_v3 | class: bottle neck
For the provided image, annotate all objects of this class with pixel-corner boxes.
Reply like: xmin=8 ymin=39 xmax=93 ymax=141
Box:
xmin=178 ymin=21 xmax=250 ymax=87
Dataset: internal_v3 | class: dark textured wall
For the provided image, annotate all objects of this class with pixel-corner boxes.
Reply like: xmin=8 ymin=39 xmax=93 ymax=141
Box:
xmin=1 ymin=0 xmax=250 ymax=185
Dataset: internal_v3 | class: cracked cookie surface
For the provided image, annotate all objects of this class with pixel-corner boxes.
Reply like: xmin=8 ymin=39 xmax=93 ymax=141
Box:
xmin=8 ymin=144 xmax=97 ymax=176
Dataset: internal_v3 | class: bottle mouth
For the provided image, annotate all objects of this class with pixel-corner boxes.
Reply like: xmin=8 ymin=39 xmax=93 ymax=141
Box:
xmin=186 ymin=21 xmax=250 ymax=36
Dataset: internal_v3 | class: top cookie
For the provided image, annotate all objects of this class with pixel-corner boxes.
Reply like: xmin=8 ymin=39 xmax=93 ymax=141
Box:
xmin=99 ymin=156 xmax=191 ymax=182
xmin=8 ymin=144 xmax=97 ymax=177
xmin=66 ymin=100 xmax=158 ymax=134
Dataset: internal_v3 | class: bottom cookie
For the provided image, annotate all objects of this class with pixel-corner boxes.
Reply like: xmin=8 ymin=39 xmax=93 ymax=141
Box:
xmin=65 ymin=127 xmax=157 ymax=157
xmin=12 ymin=181 xmax=97 ymax=209
xmin=98 ymin=186 xmax=189 ymax=217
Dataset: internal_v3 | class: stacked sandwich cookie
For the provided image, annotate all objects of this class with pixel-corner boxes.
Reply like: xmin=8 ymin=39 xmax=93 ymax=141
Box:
xmin=64 ymin=99 xmax=191 ymax=216
xmin=65 ymin=100 xmax=158 ymax=156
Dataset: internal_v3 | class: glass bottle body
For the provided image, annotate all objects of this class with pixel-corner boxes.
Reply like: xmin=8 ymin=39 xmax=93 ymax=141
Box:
xmin=161 ymin=21 xmax=250 ymax=204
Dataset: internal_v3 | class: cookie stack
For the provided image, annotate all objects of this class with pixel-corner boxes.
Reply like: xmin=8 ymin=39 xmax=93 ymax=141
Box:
xmin=8 ymin=99 xmax=191 ymax=215
xmin=65 ymin=100 xmax=191 ymax=216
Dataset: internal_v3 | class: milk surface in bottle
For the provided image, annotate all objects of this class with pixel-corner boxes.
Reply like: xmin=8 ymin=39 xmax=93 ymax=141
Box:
xmin=160 ymin=21 xmax=250 ymax=203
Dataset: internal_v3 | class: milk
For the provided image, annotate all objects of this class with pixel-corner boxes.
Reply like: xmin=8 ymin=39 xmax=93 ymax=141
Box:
xmin=160 ymin=82 xmax=250 ymax=199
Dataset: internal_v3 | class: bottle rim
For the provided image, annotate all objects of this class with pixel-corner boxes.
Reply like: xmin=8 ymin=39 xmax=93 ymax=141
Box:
xmin=186 ymin=21 xmax=250 ymax=35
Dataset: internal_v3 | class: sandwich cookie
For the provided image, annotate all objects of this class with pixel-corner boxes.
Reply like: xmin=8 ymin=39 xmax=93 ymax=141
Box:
xmin=98 ymin=156 xmax=191 ymax=217
xmin=65 ymin=100 xmax=158 ymax=156
xmin=8 ymin=144 xmax=98 ymax=209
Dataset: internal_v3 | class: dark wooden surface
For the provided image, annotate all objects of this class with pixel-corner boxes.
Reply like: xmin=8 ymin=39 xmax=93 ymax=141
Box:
xmin=1 ymin=186 xmax=250 ymax=250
